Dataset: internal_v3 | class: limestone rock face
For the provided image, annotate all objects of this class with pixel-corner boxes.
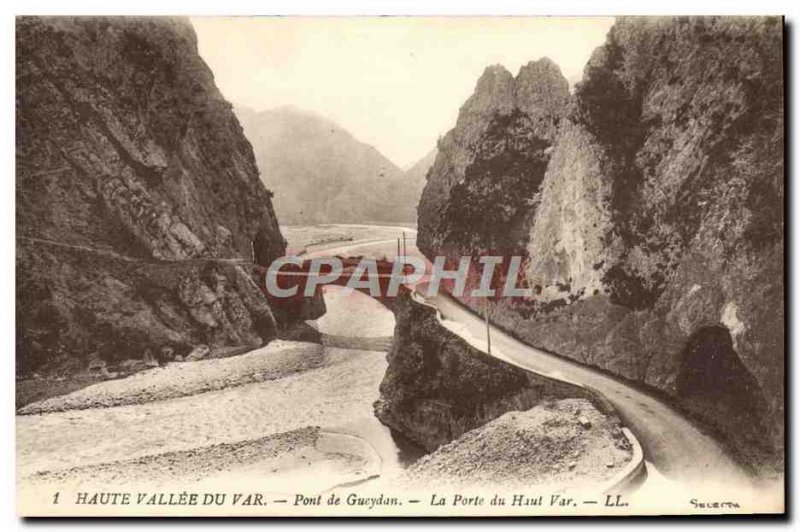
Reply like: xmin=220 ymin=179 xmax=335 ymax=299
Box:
xmin=16 ymin=17 xmax=305 ymax=375
xmin=527 ymin=17 xmax=783 ymax=452
xmin=417 ymin=59 xmax=570 ymax=259
xmin=525 ymin=121 xmax=611 ymax=301
xmin=415 ymin=17 xmax=784 ymax=464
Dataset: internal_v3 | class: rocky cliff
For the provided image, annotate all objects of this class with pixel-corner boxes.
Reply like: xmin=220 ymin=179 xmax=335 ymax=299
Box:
xmin=417 ymin=59 xmax=570 ymax=259
xmin=416 ymin=17 xmax=784 ymax=469
xmin=375 ymin=289 xmax=596 ymax=452
xmin=235 ymin=106 xmax=418 ymax=225
xmin=16 ymin=17 xmax=315 ymax=378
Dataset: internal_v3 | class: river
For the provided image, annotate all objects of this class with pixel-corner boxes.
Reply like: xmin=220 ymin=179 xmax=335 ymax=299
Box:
xmin=18 ymin=225 xmax=426 ymax=503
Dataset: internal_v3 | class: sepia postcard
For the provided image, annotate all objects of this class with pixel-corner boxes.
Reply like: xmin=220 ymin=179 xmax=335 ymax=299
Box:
xmin=15 ymin=15 xmax=785 ymax=517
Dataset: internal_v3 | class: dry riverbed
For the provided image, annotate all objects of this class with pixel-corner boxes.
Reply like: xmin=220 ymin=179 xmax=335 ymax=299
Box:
xmin=18 ymin=276 xmax=634 ymax=505
xmin=18 ymin=341 xmax=326 ymax=415
xmin=282 ymin=223 xmax=416 ymax=256
xmin=18 ymin=286 xmax=399 ymax=500
xmin=17 ymin=346 xmax=388 ymax=476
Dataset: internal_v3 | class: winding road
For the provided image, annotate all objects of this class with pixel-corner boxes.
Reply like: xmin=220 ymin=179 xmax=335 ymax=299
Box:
xmin=416 ymin=290 xmax=748 ymax=490
xmin=18 ymin=225 xmax=780 ymax=514
xmin=312 ymin=228 xmax=781 ymax=510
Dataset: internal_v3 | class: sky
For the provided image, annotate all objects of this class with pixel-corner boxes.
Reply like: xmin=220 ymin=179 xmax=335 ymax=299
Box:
xmin=191 ymin=17 xmax=614 ymax=168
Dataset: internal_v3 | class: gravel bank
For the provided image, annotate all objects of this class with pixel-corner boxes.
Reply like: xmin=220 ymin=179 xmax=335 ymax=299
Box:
xmin=17 ymin=347 xmax=388 ymax=476
xmin=22 ymin=425 xmax=381 ymax=495
xmin=401 ymin=398 xmax=632 ymax=491
xmin=25 ymin=426 xmax=322 ymax=488
xmin=18 ymin=341 xmax=325 ymax=415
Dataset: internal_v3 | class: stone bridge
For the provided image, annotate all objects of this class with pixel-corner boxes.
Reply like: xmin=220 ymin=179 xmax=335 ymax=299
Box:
xmin=254 ymin=256 xmax=414 ymax=313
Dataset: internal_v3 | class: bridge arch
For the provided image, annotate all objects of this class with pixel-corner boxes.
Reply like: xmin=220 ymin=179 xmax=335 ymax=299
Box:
xmin=256 ymin=256 xmax=411 ymax=313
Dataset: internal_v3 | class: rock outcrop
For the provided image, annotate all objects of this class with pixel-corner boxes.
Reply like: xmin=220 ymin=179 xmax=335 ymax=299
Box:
xmin=235 ymin=105 xmax=418 ymax=225
xmin=16 ymin=17 xmax=318 ymax=376
xmin=416 ymin=17 xmax=784 ymax=468
xmin=375 ymin=289 xmax=596 ymax=452
xmin=417 ymin=59 xmax=570 ymax=259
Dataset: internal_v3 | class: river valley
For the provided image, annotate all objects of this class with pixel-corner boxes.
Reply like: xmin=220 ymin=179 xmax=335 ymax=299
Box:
xmin=16 ymin=224 xmax=780 ymax=515
xmin=17 ymin=225 xmax=425 ymax=508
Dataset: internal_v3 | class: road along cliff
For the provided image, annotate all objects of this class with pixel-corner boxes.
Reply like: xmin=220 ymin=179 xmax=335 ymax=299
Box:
xmin=415 ymin=16 xmax=784 ymax=473
xmin=375 ymin=287 xmax=637 ymax=492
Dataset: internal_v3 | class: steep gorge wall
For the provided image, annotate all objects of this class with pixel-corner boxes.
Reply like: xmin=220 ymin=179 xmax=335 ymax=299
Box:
xmin=416 ymin=17 xmax=784 ymax=466
xmin=16 ymin=17 xmax=316 ymax=376
xmin=417 ymin=59 xmax=569 ymax=259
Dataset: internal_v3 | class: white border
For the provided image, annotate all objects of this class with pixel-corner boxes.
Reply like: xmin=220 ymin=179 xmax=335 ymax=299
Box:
xmin=3 ymin=1 xmax=797 ymax=530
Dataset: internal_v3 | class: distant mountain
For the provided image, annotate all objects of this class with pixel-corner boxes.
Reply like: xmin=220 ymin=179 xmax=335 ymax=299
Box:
xmin=236 ymin=106 xmax=418 ymax=225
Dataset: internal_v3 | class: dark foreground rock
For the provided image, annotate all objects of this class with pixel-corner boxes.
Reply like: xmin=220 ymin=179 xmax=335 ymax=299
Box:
xmin=16 ymin=17 xmax=322 ymax=378
xmin=375 ymin=289 xmax=598 ymax=452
